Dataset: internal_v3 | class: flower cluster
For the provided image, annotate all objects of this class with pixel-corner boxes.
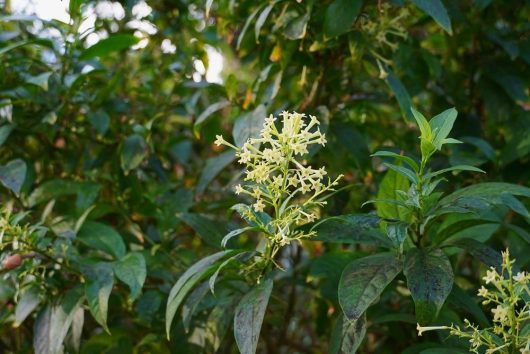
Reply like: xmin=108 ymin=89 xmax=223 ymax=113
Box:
xmin=215 ymin=111 xmax=342 ymax=251
xmin=417 ymin=249 xmax=530 ymax=354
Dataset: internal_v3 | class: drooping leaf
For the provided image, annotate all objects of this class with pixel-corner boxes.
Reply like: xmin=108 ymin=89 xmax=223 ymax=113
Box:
xmin=385 ymin=68 xmax=414 ymax=121
xmin=193 ymin=100 xmax=231 ymax=137
xmin=339 ymin=253 xmax=402 ymax=321
xmin=234 ymin=279 xmax=273 ymax=354
xmin=329 ymin=313 xmax=366 ymax=354
xmin=500 ymin=193 xmax=530 ymax=220
xmin=444 ymin=238 xmax=502 ymax=269
xmin=440 ymin=183 xmax=530 ymax=206
xmin=113 ymin=252 xmax=147 ymax=300
xmin=33 ymin=287 xmax=84 ymax=354
xmin=411 ymin=0 xmax=452 ymax=34
xmin=284 ymin=11 xmax=311 ymax=40
xmin=166 ymin=250 xmax=237 ymax=338
xmin=404 ymin=248 xmax=453 ymax=324
xmin=79 ymin=34 xmax=140 ymax=60
xmin=77 ymin=221 xmax=126 ymax=259
xmin=233 ymin=104 xmax=267 ymax=148
xmin=121 ymin=134 xmax=147 ymax=174
xmin=324 ymin=0 xmax=364 ymax=38
xmin=84 ymin=262 xmax=114 ymax=332
xmin=255 ymin=3 xmax=275 ymax=42
xmin=196 ymin=150 xmax=236 ymax=194
xmin=0 ymin=159 xmax=26 ymax=194
xmin=15 ymin=285 xmax=41 ymax=327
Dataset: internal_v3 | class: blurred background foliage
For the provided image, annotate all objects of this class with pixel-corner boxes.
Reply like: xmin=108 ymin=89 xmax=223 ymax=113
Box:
xmin=0 ymin=0 xmax=529 ymax=353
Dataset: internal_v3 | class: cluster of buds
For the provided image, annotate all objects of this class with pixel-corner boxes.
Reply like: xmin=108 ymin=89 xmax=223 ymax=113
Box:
xmin=215 ymin=111 xmax=342 ymax=250
xmin=417 ymin=249 xmax=530 ymax=354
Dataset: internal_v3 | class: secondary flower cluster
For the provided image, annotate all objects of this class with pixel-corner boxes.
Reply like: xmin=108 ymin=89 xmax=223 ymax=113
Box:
xmin=417 ymin=249 xmax=530 ymax=354
xmin=215 ymin=111 xmax=342 ymax=249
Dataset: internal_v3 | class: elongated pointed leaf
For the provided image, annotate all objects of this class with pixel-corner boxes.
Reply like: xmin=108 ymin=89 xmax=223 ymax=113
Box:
xmin=77 ymin=221 xmax=126 ymax=259
xmin=0 ymin=159 xmax=26 ymax=194
xmin=79 ymin=34 xmax=139 ymax=60
xmin=234 ymin=279 xmax=273 ymax=354
xmin=15 ymin=285 xmax=41 ymax=326
xmin=376 ymin=162 xmax=411 ymax=221
xmin=411 ymin=0 xmax=452 ymax=34
xmin=113 ymin=252 xmax=146 ymax=300
xmin=330 ymin=313 xmax=366 ymax=354
xmin=404 ymin=248 xmax=453 ymax=324
xmin=166 ymin=250 xmax=237 ymax=338
xmin=324 ymin=0 xmax=363 ymax=38
xmin=339 ymin=253 xmax=402 ymax=321
xmin=84 ymin=263 xmax=114 ymax=332
xmin=34 ymin=287 xmax=84 ymax=354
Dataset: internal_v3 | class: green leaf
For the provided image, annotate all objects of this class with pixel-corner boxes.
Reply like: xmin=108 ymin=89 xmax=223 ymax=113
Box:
xmin=233 ymin=105 xmax=267 ymax=148
xmin=501 ymin=193 xmax=530 ymax=220
xmin=165 ymin=250 xmax=237 ymax=338
xmin=84 ymin=263 xmax=114 ymax=332
xmin=284 ymin=11 xmax=311 ymax=40
xmin=33 ymin=287 xmax=84 ymax=354
xmin=121 ymin=134 xmax=147 ymax=174
xmin=0 ymin=124 xmax=14 ymax=147
xmin=385 ymin=69 xmax=414 ymax=121
xmin=339 ymin=253 xmax=402 ymax=321
xmin=371 ymin=150 xmax=419 ymax=172
xmin=87 ymin=110 xmax=110 ymax=135
xmin=221 ymin=226 xmax=255 ymax=248
xmin=404 ymin=248 xmax=453 ymax=324
xmin=424 ymin=165 xmax=485 ymax=179
xmin=310 ymin=214 xmax=393 ymax=248
xmin=410 ymin=0 xmax=452 ymax=34
xmin=113 ymin=252 xmax=146 ymax=300
xmin=196 ymin=150 xmax=236 ymax=194
xmin=237 ymin=5 xmax=264 ymax=49
xmin=440 ymin=183 xmax=530 ymax=206
xmin=0 ymin=159 xmax=26 ymax=194
xmin=193 ymin=100 xmax=231 ymax=137
xmin=383 ymin=163 xmax=419 ymax=184
xmin=27 ymin=179 xmax=101 ymax=209
xmin=176 ymin=212 xmax=228 ymax=248
xmin=209 ymin=251 xmax=254 ymax=293
xmin=15 ymin=285 xmax=41 ymax=327
xmin=234 ymin=279 xmax=273 ymax=354
xmin=448 ymin=285 xmax=489 ymax=328
xmin=444 ymin=238 xmax=502 ymax=269
xmin=255 ymin=3 xmax=275 ymax=42
xmin=329 ymin=313 xmax=366 ymax=354
xmin=0 ymin=39 xmax=53 ymax=57
xmin=25 ymin=72 xmax=52 ymax=91
xmin=376 ymin=162 xmax=411 ymax=221
xmin=77 ymin=221 xmax=126 ymax=259
xmin=432 ymin=218 xmax=499 ymax=245
xmin=429 ymin=108 xmax=457 ymax=150
xmin=324 ymin=0 xmax=364 ymax=38
xmin=79 ymin=34 xmax=140 ymax=60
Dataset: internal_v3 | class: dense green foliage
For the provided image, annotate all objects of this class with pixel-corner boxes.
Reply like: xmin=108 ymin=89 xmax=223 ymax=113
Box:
xmin=1 ymin=0 xmax=530 ymax=353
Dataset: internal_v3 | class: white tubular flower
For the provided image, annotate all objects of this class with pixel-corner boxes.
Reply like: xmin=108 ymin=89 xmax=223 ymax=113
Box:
xmin=216 ymin=111 xmax=342 ymax=251
xmin=491 ymin=305 xmax=508 ymax=323
xmin=484 ymin=268 xmax=497 ymax=284
xmin=513 ymin=271 xmax=527 ymax=284
xmin=214 ymin=135 xmax=225 ymax=146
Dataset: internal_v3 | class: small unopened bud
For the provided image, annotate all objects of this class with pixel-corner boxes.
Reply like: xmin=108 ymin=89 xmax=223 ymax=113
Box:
xmin=2 ymin=254 xmax=22 ymax=270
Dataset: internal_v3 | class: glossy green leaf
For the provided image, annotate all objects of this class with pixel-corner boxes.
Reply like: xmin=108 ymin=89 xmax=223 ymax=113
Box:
xmin=121 ymin=134 xmax=147 ymax=174
xmin=77 ymin=221 xmax=126 ymax=259
xmin=166 ymin=250 xmax=237 ymax=338
xmin=233 ymin=105 xmax=266 ymax=148
xmin=376 ymin=163 xmax=410 ymax=221
xmin=33 ymin=287 xmax=84 ymax=354
xmin=15 ymin=285 xmax=41 ymax=327
xmin=404 ymin=248 xmax=453 ymax=324
xmin=411 ymin=0 xmax=452 ymax=34
xmin=84 ymin=263 xmax=114 ymax=332
xmin=234 ymin=279 xmax=273 ymax=354
xmin=0 ymin=159 xmax=26 ymax=194
xmin=324 ymin=0 xmax=363 ymax=38
xmin=176 ymin=212 xmax=227 ymax=248
xmin=339 ymin=253 xmax=402 ymax=321
xmin=196 ymin=150 xmax=236 ymax=194
xmin=329 ymin=313 xmax=366 ymax=354
xmin=79 ymin=34 xmax=140 ymax=60
xmin=113 ymin=252 xmax=147 ymax=300
xmin=284 ymin=11 xmax=310 ymax=40
xmin=385 ymin=69 xmax=414 ymax=121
